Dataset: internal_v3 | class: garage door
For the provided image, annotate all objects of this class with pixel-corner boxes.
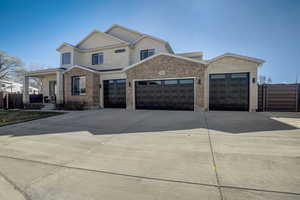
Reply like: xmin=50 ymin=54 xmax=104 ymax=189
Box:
xmin=209 ymin=73 xmax=249 ymax=111
xmin=103 ymin=79 xmax=126 ymax=108
xmin=135 ymin=79 xmax=194 ymax=111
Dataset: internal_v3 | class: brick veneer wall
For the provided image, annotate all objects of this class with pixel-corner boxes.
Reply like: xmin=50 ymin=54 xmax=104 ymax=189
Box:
xmin=125 ymin=55 xmax=207 ymax=110
xmin=64 ymin=68 xmax=100 ymax=108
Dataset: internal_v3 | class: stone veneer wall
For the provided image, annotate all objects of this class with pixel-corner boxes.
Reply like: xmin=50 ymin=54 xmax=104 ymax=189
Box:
xmin=125 ymin=55 xmax=207 ymax=110
xmin=64 ymin=68 xmax=100 ymax=108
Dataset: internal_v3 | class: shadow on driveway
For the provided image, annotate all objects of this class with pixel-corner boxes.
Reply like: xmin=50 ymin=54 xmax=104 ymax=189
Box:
xmin=0 ymin=109 xmax=298 ymax=137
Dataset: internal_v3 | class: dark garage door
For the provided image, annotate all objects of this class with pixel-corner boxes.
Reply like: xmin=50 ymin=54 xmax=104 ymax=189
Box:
xmin=103 ymin=79 xmax=126 ymax=108
xmin=209 ymin=73 xmax=249 ymax=111
xmin=135 ymin=79 xmax=194 ymax=111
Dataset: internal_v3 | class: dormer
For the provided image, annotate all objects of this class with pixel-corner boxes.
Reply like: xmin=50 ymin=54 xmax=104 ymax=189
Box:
xmin=56 ymin=43 xmax=76 ymax=68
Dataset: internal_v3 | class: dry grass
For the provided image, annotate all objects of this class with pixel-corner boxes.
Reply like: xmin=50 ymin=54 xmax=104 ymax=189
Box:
xmin=0 ymin=110 xmax=63 ymax=127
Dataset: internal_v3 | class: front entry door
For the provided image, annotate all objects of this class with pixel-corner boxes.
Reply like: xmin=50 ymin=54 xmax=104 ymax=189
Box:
xmin=49 ymin=80 xmax=57 ymax=103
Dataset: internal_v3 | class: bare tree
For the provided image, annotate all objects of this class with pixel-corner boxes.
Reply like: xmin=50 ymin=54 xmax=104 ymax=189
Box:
xmin=30 ymin=77 xmax=44 ymax=93
xmin=258 ymin=75 xmax=267 ymax=84
xmin=0 ymin=51 xmax=25 ymax=80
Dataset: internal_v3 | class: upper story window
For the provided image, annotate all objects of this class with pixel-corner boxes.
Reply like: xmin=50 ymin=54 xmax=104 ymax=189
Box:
xmin=72 ymin=76 xmax=86 ymax=96
xmin=140 ymin=49 xmax=155 ymax=60
xmin=115 ymin=49 xmax=126 ymax=53
xmin=62 ymin=52 xmax=71 ymax=65
xmin=92 ymin=53 xmax=103 ymax=65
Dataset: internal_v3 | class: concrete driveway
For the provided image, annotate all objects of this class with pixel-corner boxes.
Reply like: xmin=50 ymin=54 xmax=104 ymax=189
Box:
xmin=0 ymin=110 xmax=299 ymax=200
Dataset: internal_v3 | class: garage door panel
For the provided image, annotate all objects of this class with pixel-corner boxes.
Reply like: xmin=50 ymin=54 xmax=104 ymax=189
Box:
xmin=104 ymin=79 xmax=126 ymax=108
xmin=135 ymin=79 xmax=194 ymax=111
xmin=209 ymin=73 xmax=249 ymax=111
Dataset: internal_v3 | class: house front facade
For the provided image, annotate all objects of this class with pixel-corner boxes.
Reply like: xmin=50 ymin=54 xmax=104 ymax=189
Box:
xmin=23 ymin=24 xmax=264 ymax=111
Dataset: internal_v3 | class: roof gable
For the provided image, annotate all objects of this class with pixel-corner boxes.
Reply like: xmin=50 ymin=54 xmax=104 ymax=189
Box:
xmin=56 ymin=43 xmax=75 ymax=51
xmin=208 ymin=53 xmax=265 ymax=65
xmin=123 ymin=53 xmax=207 ymax=72
xmin=106 ymin=24 xmax=174 ymax=53
xmin=76 ymin=30 xmax=128 ymax=50
xmin=64 ymin=65 xmax=97 ymax=73
xmin=106 ymin=24 xmax=143 ymax=43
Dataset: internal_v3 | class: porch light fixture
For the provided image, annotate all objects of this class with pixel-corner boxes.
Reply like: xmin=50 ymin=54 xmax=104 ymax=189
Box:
xmin=198 ymin=78 xmax=201 ymax=85
xmin=252 ymin=77 xmax=256 ymax=83
xmin=99 ymin=83 xmax=101 ymax=88
xmin=128 ymin=81 xmax=131 ymax=87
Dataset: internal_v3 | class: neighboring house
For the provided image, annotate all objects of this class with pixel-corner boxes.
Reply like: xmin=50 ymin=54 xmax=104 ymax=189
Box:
xmin=23 ymin=24 xmax=265 ymax=111
xmin=1 ymin=80 xmax=38 ymax=94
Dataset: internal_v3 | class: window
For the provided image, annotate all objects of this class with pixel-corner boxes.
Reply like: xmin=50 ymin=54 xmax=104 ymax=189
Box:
xmin=92 ymin=53 xmax=103 ymax=65
xmin=231 ymin=73 xmax=248 ymax=79
xmin=149 ymin=81 xmax=162 ymax=85
xmin=140 ymin=49 xmax=155 ymax=60
xmin=115 ymin=49 xmax=126 ymax=53
xmin=62 ymin=52 xmax=71 ymax=65
xmin=116 ymin=79 xmax=126 ymax=84
xmin=72 ymin=76 xmax=86 ymax=96
xmin=210 ymin=74 xmax=226 ymax=79
xmin=179 ymin=79 xmax=194 ymax=84
xmin=165 ymin=80 xmax=178 ymax=85
xmin=138 ymin=81 xmax=147 ymax=85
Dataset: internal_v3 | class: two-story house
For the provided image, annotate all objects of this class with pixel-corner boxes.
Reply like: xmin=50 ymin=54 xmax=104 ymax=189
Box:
xmin=23 ymin=24 xmax=265 ymax=111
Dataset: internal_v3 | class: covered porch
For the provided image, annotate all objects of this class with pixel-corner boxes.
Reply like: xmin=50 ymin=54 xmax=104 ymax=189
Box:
xmin=23 ymin=68 xmax=64 ymax=108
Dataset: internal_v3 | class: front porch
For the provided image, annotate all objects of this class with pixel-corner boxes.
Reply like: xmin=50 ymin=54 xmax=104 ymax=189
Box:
xmin=23 ymin=68 xmax=64 ymax=109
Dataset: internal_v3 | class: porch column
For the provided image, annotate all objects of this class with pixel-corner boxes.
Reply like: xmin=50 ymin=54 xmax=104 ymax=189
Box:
xmin=56 ymin=70 xmax=64 ymax=104
xmin=23 ymin=75 xmax=30 ymax=104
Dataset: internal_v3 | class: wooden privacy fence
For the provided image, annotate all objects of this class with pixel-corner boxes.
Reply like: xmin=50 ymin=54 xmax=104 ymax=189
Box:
xmin=2 ymin=93 xmax=24 ymax=109
xmin=258 ymin=84 xmax=300 ymax=112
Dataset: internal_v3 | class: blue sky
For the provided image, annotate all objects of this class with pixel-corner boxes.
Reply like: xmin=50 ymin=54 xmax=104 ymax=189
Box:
xmin=1 ymin=0 xmax=299 ymax=83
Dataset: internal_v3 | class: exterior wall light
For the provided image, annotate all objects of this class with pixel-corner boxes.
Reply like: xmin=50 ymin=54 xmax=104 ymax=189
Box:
xmin=252 ymin=77 xmax=256 ymax=83
xmin=128 ymin=81 xmax=131 ymax=87
xmin=198 ymin=78 xmax=201 ymax=85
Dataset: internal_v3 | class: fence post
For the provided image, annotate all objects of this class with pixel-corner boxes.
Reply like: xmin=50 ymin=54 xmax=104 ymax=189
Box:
xmin=263 ymin=84 xmax=266 ymax=112
xmin=296 ymin=84 xmax=299 ymax=112
xmin=6 ymin=93 xmax=9 ymax=109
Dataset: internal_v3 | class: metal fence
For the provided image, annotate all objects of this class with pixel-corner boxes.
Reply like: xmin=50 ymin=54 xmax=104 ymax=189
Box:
xmin=258 ymin=84 xmax=300 ymax=112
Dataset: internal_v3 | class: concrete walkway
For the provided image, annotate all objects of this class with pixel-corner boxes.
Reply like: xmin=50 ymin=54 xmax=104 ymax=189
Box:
xmin=0 ymin=110 xmax=299 ymax=200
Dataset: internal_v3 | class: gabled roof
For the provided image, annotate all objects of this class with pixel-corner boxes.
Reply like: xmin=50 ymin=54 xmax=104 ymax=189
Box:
xmin=63 ymin=65 xmax=123 ymax=73
xmin=123 ymin=53 xmax=207 ymax=72
xmin=208 ymin=53 xmax=265 ymax=65
xmin=105 ymin=24 xmax=144 ymax=37
xmin=131 ymin=35 xmax=174 ymax=53
xmin=176 ymin=52 xmax=203 ymax=58
xmin=106 ymin=24 xmax=174 ymax=53
xmin=56 ymin=42 xmax=77 ymax=51
xmin=75 ymin=29 xmax=129 ymax=48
